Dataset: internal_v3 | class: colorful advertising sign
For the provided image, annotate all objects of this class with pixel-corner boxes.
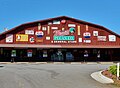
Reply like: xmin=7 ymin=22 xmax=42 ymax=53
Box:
xmin=47 ymin=26 xmax=50 ymax=34
xmin=69 ymin=28 xmax=75 ymax=33
xmin=46 ymin=36 xmax=50 ymax=40
xmin=54 ymin=36 xmax=75 ymax=41
xmin=29 ymin=37 xmax=35 ymax=43
xmin=48 ymin=22 xmax=52 ymax=25
xmin=35 ymin=31 xmax=44 ymax=38
xmin=84 ymin=40 xmax=91 ymax=43
xmin=79 ymin=38 xmax=82 ymax=42
xmin=42 ymin=27 xmax=47 ymax=31
xmin=108 ymin=35 xmax=116 ymax=42
xmin=83 ymin=32 xmax=91 ymax=38
xmin=78 ymin=26 xmax=81 ymax=35
xmin=61 ymin=20 xmax=66 ymax=24
xmin=11 ymin=50 xmax=16 ymax=57
xmin=25 ymin=30 xmax=34 ymax=35
xmin=53 ymin=30 xmax=69 ymax=36
xmin=51 ymin=27 xmax=58 ymax=30
xmin=27 ymin=50 xmax=32 ymax=57
xmin=68 ymin=24 xmax=76 ymax=27
xmin=93 ymin=31 xmax=98 ymax=36
xmin=86 ymin=25 xmax=88 ymax=31
xmin=36 ymin=38 xmax=43 ymax=43
xmin=16 ymin=34 xmax=28 ymax=41
xmin=53 ymin=20 xmax=60 ymax=24
xmin=6 ymin=34 xmax=13 ymax=43
xmin=97 ymin=36 xmax=106 ymax=41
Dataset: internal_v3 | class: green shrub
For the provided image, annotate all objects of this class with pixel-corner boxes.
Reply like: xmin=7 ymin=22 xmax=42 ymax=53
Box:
xmin=108 ymin=65 xmax=120 ymax=75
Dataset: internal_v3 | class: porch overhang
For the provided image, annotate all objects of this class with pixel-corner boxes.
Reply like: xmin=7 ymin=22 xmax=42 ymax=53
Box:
xmin=0 ymin=44 xmax=120 ymax=48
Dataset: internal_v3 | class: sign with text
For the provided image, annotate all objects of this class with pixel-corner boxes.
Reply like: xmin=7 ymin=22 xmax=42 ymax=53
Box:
xmin=53 ymin=30 xmax=69 ymax=36
xmin=97 ymin=36 xmax=106 ymax=41
xmin=25 ymin=30 xmax=34 ymax=35
xmin=54 ymin=36 xmax=75 ymax=41
xmin=83 ymin=32 xmax=91 ymax=38
xmin=16 ymin=34 xmax=28 ymax=42
xmin=108 ymin=35 xmax=116 ymax=42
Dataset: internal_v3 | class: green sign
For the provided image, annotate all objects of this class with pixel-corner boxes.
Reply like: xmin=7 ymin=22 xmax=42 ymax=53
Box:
xmin=54 ymin=36 xmax=75 ymax=40
xmin=11 ymin=50 xmax=16 ymax=57
xmin=69 ymin=28 xmax=75 ymax=33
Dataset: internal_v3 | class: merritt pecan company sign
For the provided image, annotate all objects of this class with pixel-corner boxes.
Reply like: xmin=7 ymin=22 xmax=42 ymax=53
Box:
xmin=53 ymin=30 xmax=69 ymax=36
xmin=53 ymin=30 xmax=75 ymax=41
xmin=54 ymin=36 xmax=75 ymax=40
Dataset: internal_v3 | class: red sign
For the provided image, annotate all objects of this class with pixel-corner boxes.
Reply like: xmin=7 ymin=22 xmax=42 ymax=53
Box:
xmin=27 ymin=50 xmax=32 ymax=52
xmin=61 ymin=20 xmax=66 ymax=24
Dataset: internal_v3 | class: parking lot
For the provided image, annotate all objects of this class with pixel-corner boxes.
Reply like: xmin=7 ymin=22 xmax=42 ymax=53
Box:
xmin=0 ymin=63 xmax=118 ymax=88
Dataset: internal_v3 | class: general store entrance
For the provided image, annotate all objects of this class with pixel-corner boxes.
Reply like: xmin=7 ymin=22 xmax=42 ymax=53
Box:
xmin=0 ymin=48 xmax=120 ymax=62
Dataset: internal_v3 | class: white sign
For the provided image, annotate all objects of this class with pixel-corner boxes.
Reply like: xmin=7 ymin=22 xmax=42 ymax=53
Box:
xmin=46 ymin=37 xmax=50 ymax=40
xmin=93 ymin=31 xmax=98 ymax=36
xmin=51 ymin=27 xmax=58 ymax=30
xmin=25 ymin=30 xmax=34 ymax=35
xmin=48 ymin=22 xmax=52 ymax=25
xmin=84 ymin=40 xmax=91 ymax=43
xmin=97 ymin=36 xmax=106 ymax=41
xmin=42 ymin=27 xmax=47 ymax=31
xmin=79 ymin=38 xmax=82 ymax=42
xmin=109 ymin=35 xmax=116 ymax=42
xmin=53 ymin=20 xmax=60 ymax=24
xmin=6 ymin=34 xmax=13 ymax=43
xmin=68 ymin=24 xmax=76 ymax=27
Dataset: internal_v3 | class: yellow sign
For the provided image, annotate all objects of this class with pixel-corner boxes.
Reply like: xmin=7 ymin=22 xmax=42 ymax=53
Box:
xmin=16 ymin=34 xmax=28 ymax=41
xmin=78 ymin=26 xmax=80 ymax=35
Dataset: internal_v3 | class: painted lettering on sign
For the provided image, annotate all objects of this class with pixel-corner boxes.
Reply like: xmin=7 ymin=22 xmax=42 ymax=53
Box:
xmin=54 ymin=36 xmax=74 ymax=40
xmin=25 ymin=30 xmax=34 ymax=35
xmin=97 ymin=36 xmax=106 ymax=41
xmin=16 ymin=34 xmax=28 ymax=42
xmin=53 ymin=30 xmax=69 ymax=36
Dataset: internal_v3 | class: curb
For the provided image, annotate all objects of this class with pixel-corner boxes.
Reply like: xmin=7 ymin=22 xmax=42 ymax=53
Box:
xmin=0 ymin=62 xmax=116 ymax=65
xmin=99 ymin=62 xmax=114 ymax=65
xmin=91 ymin=71 xmax=114 ymax=84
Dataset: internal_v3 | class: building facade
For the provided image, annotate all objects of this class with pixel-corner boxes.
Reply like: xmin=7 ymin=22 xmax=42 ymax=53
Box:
xmin=0 ymin=16 xmax=120 ymax=62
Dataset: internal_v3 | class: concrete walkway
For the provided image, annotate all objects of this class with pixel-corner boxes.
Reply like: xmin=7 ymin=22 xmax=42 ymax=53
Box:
xmin=91 ymin=71 xmax=114 ymax=84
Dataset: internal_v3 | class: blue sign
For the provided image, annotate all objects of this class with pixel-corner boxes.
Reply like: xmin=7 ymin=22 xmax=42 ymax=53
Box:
xmin=83 ymin=32 xmax=91 ymax=38
xmin=35 ymin=31 xmax=44 ymax=38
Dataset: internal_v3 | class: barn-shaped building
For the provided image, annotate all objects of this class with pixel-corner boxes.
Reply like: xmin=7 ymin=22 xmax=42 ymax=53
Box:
xmin=0 ymin=16 xmax=120 ymax=62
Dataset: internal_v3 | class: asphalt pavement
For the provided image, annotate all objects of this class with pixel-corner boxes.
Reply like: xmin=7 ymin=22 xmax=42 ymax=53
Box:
xmin=0 ymin=63 xmax=119 ymax=88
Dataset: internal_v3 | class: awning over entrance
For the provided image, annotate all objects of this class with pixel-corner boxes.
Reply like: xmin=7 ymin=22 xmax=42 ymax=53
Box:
xmin=0 ymin=44 xmax=120 ymax=48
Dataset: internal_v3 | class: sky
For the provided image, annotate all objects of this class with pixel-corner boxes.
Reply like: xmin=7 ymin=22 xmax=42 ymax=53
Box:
xmin=0 ymin=0 xmax=120 ymax=34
